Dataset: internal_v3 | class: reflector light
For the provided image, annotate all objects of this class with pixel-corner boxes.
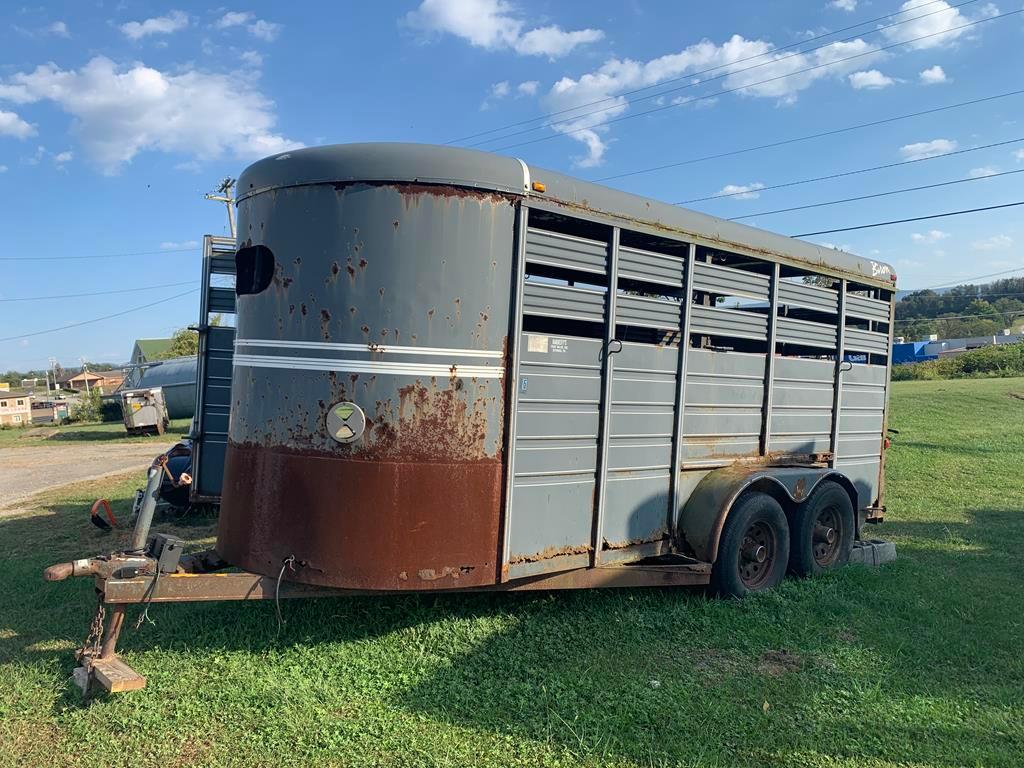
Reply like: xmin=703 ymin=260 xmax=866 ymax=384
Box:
xmin=531 ymin=181 xmax=546 ymax=193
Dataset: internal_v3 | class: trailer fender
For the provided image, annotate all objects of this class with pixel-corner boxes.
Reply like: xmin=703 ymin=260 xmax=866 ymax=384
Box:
xmin=679 ymin=466 xmax=859 ymax=564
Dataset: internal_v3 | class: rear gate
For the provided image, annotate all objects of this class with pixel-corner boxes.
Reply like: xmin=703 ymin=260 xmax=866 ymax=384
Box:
xmin=190 ymin=235 xmax=236 ymax=502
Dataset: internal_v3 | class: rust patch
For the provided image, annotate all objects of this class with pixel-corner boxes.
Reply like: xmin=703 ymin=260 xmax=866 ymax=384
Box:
xmin=300 ymin=303 xmax=307 ymax=316
xmin=602 ymin=530 xmax=669 ymax=551
xmin=358 ymin=258 xmax=368 ymax=270
xmin=793 ymin=477 xmax=807 ymax=502
xmin=218 ymin=443 xmax=502 ymax=590
xmin=320 ymin=309 xmax=331 ymax=340
xmin=509 ymin=543 xmax=591 ymax=564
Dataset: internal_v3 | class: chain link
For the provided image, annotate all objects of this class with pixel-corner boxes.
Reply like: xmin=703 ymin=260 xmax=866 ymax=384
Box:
xmin=79 ymin=594 xmax=106 ymax=660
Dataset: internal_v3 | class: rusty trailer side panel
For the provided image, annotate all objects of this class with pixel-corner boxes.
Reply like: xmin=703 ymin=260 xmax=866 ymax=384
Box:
xmin=217 ymin=142 xmax=896 ymax=592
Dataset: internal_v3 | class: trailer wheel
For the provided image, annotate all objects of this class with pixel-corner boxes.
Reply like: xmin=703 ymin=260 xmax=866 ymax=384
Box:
xmin=788 ymin=481 xmax=854 ymax=578
xmin=710 ymin=492 xmax=790 ymax=598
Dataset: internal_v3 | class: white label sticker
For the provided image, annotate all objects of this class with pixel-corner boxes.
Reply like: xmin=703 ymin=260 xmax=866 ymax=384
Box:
xmin=551 ymin=338 xmax=568 ymax=353
xmin=527 ymin=334 xmax=549 ymax=353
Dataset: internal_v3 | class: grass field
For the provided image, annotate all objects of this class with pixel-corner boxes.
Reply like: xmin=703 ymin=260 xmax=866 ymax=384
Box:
xmin=0 ymin=418 xmax=191 ymax=448
xmin=1 ymin=378 xmax=1022 ymax=767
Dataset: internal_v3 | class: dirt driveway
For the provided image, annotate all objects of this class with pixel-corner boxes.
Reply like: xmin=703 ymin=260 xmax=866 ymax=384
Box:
xmin=0 ymin=442 xmax=171 ymax=513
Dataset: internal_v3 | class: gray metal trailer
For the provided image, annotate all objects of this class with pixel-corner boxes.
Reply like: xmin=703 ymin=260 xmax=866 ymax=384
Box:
xmin=46 ymin=143 xmax=896 ymax=694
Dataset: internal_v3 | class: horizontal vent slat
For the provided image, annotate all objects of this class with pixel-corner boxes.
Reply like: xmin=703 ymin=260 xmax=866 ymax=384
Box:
xmin=526 ymin=227 xmax=607 ymax=275
xmin=689 ymin=304 xmax=768 ymax=341
xmin=523 ymin=282 xmax=605 ymax=323
xmin=617 ymin=246 xmax=685 ymax=287
xmin=778 ymin=281 xmax=838 ymax=314
xmin=692 ymin=262 xmax=770 ymax=301
xmin=845 ymin=328 xmax=889 ymax=355
xmin=616 ymin=294 xmax=683 ymax=331
xmin=846 ymin=294 xmax=891 ymax=323
xmin=776 ymin=316 xmax=837 ymax=349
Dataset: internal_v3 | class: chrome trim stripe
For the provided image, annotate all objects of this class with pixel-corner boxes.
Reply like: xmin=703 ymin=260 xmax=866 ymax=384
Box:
xmin=233 ymin=353 xmax=504 ymax=379
xmin=234 ymin=338 xmax=503 ymax=359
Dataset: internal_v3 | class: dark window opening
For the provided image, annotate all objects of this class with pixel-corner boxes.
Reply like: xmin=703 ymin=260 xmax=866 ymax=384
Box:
xmin=618 ymin=229 xmax=690 ymax=257
xmin=235 ymin=245 xmax=275 ymax=296
xmin=525 ymin=262 xmax=608 ymax=290
xmin=689 ymin=334 xmax=769 ymax=355
xmin=616 ymin=325 xmax=680 ymax=346
xmin=523 ymin=314 xmax=604 ymax=339
xmin=527 ymin=209 xmax=611 ymax=242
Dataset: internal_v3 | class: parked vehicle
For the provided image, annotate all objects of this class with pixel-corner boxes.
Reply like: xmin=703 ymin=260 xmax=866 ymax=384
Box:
xmin=119 ymin=387 xmax=168 ymax=435
xmin=46 ymin=143 xmax=897 ymax=694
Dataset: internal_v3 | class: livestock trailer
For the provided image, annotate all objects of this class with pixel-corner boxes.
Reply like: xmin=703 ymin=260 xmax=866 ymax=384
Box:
xmin=46 ymin=143 xmax=896 ymax=694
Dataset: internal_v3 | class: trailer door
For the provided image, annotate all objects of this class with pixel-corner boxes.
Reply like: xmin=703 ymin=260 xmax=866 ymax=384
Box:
xmin=190 ymin=235 xmax=236 ymax=502
xmin=502 ymin=210 xmax=688 ymax=579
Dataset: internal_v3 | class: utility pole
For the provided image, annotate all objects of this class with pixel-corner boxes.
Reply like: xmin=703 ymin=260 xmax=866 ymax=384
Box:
xmin=48 ymin=356 xmax=57 ymax=396
xmin=205 ymin=177 xmax=237 ymax=240
xmin=80 ymin=357 xmax=90 ymax=393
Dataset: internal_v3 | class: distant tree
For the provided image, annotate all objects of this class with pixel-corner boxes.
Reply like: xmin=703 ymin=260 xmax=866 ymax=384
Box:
xmin=155 ymin=328 xmax=199 ymax=359
xmin=70 ymin=389 xmax=102 ymax=423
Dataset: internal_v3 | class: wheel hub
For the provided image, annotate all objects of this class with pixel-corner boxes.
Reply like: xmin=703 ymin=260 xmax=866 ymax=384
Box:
xmin=812 ymin=506 xmax=842 ymax=566
xmin=738 ymin=521 xmax=776 ymax=589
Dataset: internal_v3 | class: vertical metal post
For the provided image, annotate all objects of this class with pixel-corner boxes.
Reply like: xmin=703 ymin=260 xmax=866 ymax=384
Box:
xmin=499 ymin=205 xmax=529 ymax=580
xmin=760 ymin=263 xmax=780 ymax=456
xmin=876 ymin=288 xmax=897 ymax=506
xmin=829 ymin=279 xmax=848 ymax=465
xmin=667 ymin=244 xmax=696 ymax=535
xmin=99 ymin=604 xmax=127 ymax=660
xmin=591 ymin=227 xmax=620 ymax=567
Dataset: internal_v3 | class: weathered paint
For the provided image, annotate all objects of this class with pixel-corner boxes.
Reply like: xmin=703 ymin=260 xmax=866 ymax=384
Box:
xmin=217 ymin=180 xmax=515 ymax=590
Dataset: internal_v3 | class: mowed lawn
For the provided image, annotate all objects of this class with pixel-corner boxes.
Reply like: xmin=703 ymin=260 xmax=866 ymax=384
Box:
xmin=1 ymin=378 xmax=1022 ymax=767
xmin=0 ymin=418 xmax=191 ymax=448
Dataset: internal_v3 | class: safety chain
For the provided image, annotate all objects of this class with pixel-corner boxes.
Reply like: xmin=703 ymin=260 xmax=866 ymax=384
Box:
xmin=79 ymin=594 xmax=106 ymax=660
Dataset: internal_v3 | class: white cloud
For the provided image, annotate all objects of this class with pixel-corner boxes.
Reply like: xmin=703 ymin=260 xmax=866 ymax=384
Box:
xmin=919 ymin=65 xmax=948 ymax=84
xmin=0 ymin=57 xmax=302 ymax=173
xmin=848 ymin=69 xmax=895 ymax=89
xmin=214 ymin=11 xmax=279 ymax=40
xmin=831 ymin=0 xmax=857 ymax=10
xmin=517 ymin=80 xmax=539 ymax=97
xmin=490 ymin=80 xmax=510 ymax=98
xmin=215 ymin=11 xmax=254 ymax=29
xmin=240 ymin=50 xmax=263 ymax=67
xmin=911 ymin=230 xmax=950 ymax=243
xmin=1014 ymin=149 xmax=1024 ymax=162
xmin=404 ymin=0 xmax=604 ymax=58
xmin=715 ymin=182 xmax=766 ymax=200
xmin=899 ymin=138 xmax=957 ymax=160
xmin=968 ymin=166 xmax=999 ymax=178
xmin=47 ymin=21 xmax=70 ymax=38
xmin=120 ymin=11 xmax=189 ymax=40
xmin=249 ymin=19 xmax=281 ymax=41
xmin=971 ymin=235 xmax=1013 ymax=251
xmin=543 ymin=35 xmax=881 ymax=166
xmin=0 ymin=165 xmax=7 ymax=173
xmin=881 ymin=1 xmax=998 ymax=50
xmin=0 ymin=110 xmax=35 ymax=138
xmin=160 ymin=240 xmax=200 ymax=249
xmin=53 ymin=150 xmax=73 ymax=164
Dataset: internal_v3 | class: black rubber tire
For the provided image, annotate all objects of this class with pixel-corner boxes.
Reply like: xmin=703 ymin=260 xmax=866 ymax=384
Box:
xmin=710 ymin=491 xmax=790 ymax=599
xmin=788 ymin=480 xmax=855 ymax=578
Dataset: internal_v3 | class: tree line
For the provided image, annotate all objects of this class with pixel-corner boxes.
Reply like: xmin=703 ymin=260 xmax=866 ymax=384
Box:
xmin=895 ymin=277 xmax=1024 ymax=341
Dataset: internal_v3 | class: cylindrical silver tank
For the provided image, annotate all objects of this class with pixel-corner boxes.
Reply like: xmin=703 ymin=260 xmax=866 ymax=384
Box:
xmin=135 ymin=356 xmax=197 ymax=419
xmin=217 ymin=144 xmax=522 ymax=590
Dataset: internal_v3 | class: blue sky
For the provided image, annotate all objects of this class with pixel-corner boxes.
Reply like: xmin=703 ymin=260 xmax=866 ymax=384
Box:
xmin=2 ymin=0 xmax=1022 ymax=370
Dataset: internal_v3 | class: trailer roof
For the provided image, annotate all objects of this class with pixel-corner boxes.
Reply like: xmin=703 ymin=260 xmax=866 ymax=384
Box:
xmin=238 ymin=143 xmax=895 ymax=287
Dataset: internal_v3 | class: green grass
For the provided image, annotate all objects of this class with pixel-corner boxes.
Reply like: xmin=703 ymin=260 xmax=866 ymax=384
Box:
xmin=2 ymin=379 xmax=1023 ymax=767
xmin=0 ymin=418 xmax=190 ymax=448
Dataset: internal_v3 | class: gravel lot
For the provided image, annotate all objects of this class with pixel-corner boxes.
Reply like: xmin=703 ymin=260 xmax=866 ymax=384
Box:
xmin=0 ymin=442 xmax=171 ymax=513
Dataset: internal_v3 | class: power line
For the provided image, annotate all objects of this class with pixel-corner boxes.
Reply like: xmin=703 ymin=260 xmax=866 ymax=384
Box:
xmin=732 ymin=168 xmax=1024 ymax=220
xmin=792 ymin=201 xmax=1024 ymax=237
xmin=490 ymin=9 xmax=1021 ymax=153
xmin=0 ymin=289 xmax=198 ymax=343
xmin=0 ymin=247 xmax=198 ymax=262
xmin=455 ymin=0 xmax=964 ymax=147
xmin=894 ymin=309 xmax=1024 ymax=325
xmin=913 ymin=267 xmax=1024 ymax=292
xmin=448 ymin=0 xmax=955 ymax=145
xmin=0 ymin=280 xmax=196 ymax=303
xmin=676 ymin=136 xmax=1024 ymax=205
xmin=474 ymin=1 xmax=984 ymax=149
xmin=603 ymin=88 xmax=1024 ymax=184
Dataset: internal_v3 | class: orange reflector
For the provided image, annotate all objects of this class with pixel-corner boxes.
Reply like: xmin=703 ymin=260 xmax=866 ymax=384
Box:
xmin=884 ymin=437 xmax=891 ymax=449
xmin=531 ymin=181 xmax=546 ymax=193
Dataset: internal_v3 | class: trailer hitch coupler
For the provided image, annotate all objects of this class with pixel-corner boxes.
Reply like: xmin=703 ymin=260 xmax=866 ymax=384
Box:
xmin=43 ymin=559 xmax=97 ymax=582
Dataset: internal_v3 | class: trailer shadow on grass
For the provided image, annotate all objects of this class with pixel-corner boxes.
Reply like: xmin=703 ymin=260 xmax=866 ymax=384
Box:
xmin=2 ymin=497 xmax=1022 ymax=765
